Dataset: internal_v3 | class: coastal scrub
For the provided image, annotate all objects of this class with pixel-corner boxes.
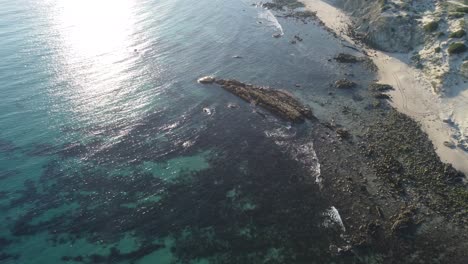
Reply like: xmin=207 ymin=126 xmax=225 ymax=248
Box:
xmin=455 ymin=7 xmax=468 ymax=13
xmin=448 ymin=42 xmax=467 ymax=54
xmin=423 ymin=21 xmax=438 ymax=32
xmin=449 ymin=29 xmax=466 ymax=38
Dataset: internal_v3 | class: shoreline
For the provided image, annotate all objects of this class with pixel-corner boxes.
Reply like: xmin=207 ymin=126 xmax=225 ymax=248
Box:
xmin=301 ymin=0 xmax=468 ymax=175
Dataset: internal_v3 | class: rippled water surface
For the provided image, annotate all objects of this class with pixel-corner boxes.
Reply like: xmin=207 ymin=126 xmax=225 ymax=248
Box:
xmin=0 ymin=0 xmax=363 ymax=263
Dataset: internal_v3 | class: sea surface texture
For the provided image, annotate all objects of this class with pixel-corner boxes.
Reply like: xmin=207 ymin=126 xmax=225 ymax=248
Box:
xmin=0 ymin=0 xmax=370 ymax=263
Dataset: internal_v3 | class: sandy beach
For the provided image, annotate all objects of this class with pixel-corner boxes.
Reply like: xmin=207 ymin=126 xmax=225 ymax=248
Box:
xmin=302 ymin=0 xmax=468 ymax=175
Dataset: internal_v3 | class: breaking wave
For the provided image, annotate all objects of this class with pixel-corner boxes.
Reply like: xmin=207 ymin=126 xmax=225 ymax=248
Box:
xmin=265 ymin=126 xmax=322 ymax=186
xmin=258 ymin=9 xmax=284 ymax=35
xmin=323 ymin=206 xmax=346 ymax=232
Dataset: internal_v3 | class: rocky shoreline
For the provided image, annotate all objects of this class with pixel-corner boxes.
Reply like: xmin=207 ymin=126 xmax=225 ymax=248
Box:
xmin=196 ymin=1 xmax=468 ymax=262
xmin=233 ymin=1 xmax=467 ymax=261
xmin=197 ymin=67 xmax=468 ymax=262
xmin=313 ymin=104 xmax=468 ymax=263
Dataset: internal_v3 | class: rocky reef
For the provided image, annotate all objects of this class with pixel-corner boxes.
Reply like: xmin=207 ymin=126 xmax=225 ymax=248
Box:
xmin=313 ymin=97 xmax=468 ymax=263
xmin=199 ymin=77 xmax=313 ymax=123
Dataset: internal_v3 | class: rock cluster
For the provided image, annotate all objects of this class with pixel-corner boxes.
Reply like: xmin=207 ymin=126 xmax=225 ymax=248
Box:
xmin=334 ymin=53 xmax=378 ymax=71
xmin=368 ymin=83 xmax=394 ymax=92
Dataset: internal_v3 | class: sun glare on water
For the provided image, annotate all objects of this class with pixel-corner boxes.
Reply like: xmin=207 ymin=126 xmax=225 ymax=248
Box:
xmin=56 ymin=0 xmax=135 ymax=57
xmin=45 ymin=0 xmax=148 ymax=125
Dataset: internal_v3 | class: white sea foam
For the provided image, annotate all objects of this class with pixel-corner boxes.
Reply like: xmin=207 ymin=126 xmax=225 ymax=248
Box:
xmin=264 ymin=127 xmax=296 ymax=139
xmin=289 ymin=142 xmax=322 ymax=187
xmin=182 ymin=140 xmax=194 ymax=148
xmin=323 ymin=206 xmax=346 ymax=232
xmin=202 ymin=107 xmax=214 ymax=116
xmin=265 ymin=126 xmax=322 ymax=187
xmin=258 ymin=9 xmax=284 ymax=35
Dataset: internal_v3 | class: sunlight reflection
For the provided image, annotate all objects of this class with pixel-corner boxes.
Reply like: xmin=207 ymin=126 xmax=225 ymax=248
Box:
xmin=48 ymin=0 xmax=145 ymax=126
xmin=57 ymin=0 xmax=135 ymax=57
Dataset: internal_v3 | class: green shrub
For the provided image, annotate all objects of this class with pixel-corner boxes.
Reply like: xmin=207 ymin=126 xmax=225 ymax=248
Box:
xmin=411 ymin=53 xmax=423 ymax=68
xmin=435 ymin=47 xmax=442 ymax=53
xmin=448 ymin=42 xmax=467 ymax=54
xmin=423 ymin=21 xmax=439 ymax=32
xmin=455 ymin=7 xmax=468 ymax=13
xmin=449 ymin=29 xmax=466 ymax=38
xmin=448 ymin=12 xmax=465 ymax=19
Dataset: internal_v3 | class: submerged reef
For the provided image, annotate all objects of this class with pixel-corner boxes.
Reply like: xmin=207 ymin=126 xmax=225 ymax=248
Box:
xmin=334 ymin=79 xmax=357 ymax=89
xmin=5 ymin=113 xmax=340 ymax=263
xmin=4 ymin=70 xmax=467 ymax=263
xmin=0 ymin=139 xmax=18 ymax=153
xmin=2 ymin=76 xmax=467 ymax=263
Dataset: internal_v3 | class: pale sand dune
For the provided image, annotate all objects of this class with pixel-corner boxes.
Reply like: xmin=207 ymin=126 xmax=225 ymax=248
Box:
xmin=301 ymin=0 xmax=468 ymax=174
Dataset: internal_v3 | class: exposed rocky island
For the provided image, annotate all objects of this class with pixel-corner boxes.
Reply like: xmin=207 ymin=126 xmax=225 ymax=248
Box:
xmin=198 ymin=77 xmax=313 ymax=123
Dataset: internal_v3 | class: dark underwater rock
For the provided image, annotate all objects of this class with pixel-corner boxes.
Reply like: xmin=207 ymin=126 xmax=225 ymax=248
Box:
xmin=0 ymin=170 xmax=19 ymax=181
xmin=0 ymin=253 xmax=18 ymax=262
xmin=336 ymin=128 xmax=350 ymax=139
xmin=368 ymin=83 xmax=394 ymax=92
xmin=335 ymin=79 xmax=357 ymax=89
xmin=335 ymin=53 xmax=360 ymax=63
xmin=201 ymin=78 xmax=313 ymax=123
xmin=373 ymin=93 xmax=391 ymax=100
xmin=391 ymin=207 xmax=417 ymax=238
xmin=334 ymin=53 xmax=378 ymax=72
xmin=263 ymin=0 xmax=305 ymax=10
xmin=0 ymin=139 xmax=17 ymax=153
xmin=272 ymin=33 xmax=282 ymax=38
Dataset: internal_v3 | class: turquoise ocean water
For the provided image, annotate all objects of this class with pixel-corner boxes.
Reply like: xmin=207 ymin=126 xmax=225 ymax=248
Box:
xmin=0 ymin=0 xmax=369 ymax=263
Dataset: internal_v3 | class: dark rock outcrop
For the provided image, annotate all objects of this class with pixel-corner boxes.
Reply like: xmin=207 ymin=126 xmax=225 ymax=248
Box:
xmin=334 ymin=53 xmax=378 ymax=71
xmin=199 ymin=77 xmax=313 ymax=123
xmin=391 ymin=207 xmax=417 ymax=238
xmin=368 ymin=83 xmax=394 ymax=92
xmin=334 ymin=53 xmax=360 ymax=63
